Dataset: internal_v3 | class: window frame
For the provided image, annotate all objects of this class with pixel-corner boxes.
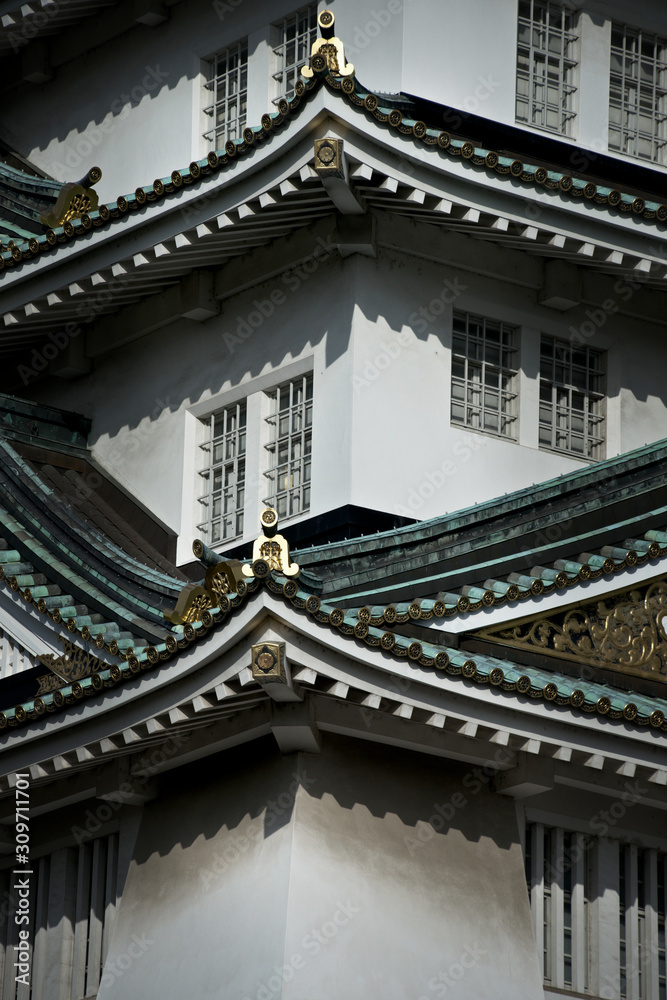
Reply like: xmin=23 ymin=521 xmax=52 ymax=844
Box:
xmin=263 ymin=373 xmax=313 ymax=520
xmin=202 ymin=38 xmax=249 ymax=149
xmin=538 ymin=336 xmax=605 ymax=461
xmin=197 ymin=401 xmax=247 ymax=545
xmin=608 ymin=22 xmax=667 ymax=165
xmin=515 ymin=0 xmax=579 ymax=136
xmin=526 ymin=821 xmax=667 ymax=997
xmin=272 ymin=4 xmax=318 ymax=104
xmin=450 ymin=311 xmax=519 ymax=441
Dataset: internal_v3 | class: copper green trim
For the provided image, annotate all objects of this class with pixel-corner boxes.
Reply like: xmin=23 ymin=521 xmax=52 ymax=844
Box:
xmin=0 ymin=580 xmax=260 ymax=733
xmin=4 ymin=54 xmax=667 ymax=273
xmin=339 ymin=530 xmax=665 ymax=623
xmin=0 ymin=84 xmax=317 ymax=272
xmin=3 ymin=567 xmax=664 ymax=736
xmin=326 ymin=73 xmax=667 ymax=222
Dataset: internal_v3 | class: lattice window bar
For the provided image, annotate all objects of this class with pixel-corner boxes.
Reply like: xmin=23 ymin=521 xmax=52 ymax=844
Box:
xmin=525 ymin=823 xmax=590 ymax=992
xmin=526 ymin=823 xmax=667 ymax=999
xmin=0 ymin=833 xmax=120 ymax=1000
xmin=516 ymin=0 xmax=578 ymax=135
xmin=272 ymin=5 xmax=318 ymax=103
xmin=539 ymin=336 xmax=605 ymax=460
xmin=451 ymin=312 xmax=519 ymax=439
xmin=620 ymin=843 xmax=667 ymax=1000
xmin=609 ymin=24 xmax=667 ymax=165
xmin=203 ymin=40 xmax=248 ymax=148
xmin=198 ymin=402 xmax=247 ymax=543
xmin=264 ymin=375 xmax=313 ymax=519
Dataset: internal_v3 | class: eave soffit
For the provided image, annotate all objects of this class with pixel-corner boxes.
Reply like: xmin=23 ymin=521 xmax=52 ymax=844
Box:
xmin=3 ymin=7 xmax=667 ymax=278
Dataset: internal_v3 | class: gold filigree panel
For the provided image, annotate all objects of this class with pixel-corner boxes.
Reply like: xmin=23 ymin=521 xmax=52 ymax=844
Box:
xmin=36 ymin=636 xmax=105 ymax=693
xmin=475 ymin=577 xmax=667 ymax=683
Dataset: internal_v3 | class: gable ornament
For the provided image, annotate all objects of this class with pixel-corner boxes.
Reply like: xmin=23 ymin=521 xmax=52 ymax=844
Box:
xmin=301 ymin=10 xmax=354 ymax=80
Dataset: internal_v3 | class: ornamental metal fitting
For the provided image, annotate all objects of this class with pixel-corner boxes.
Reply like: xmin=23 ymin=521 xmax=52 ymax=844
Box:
xmin=163 ymin=558 xmax=246 ymax=624
xmin=36 ymin=636 xmax=105 ymax=694
xmin=252 ymin=641 xmax=286 ymax=683
xmin=314 ymin=137 xmax=344 ymax=179
xmin=40 ymin=166 xmax=102 ymax=228
xmin=301 ymin=10 xmax=354 ymax=79
xmin=242 ymin=508 xmax=300 ymax=580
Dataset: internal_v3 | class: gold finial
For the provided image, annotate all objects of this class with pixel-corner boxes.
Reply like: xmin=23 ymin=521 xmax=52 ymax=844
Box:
xmin=302 ymin=10 xmax=354 ymax=80
xmin=164 ymin=511 xmax=299 ymax=626
xmin=242 ymin=508 xmax=300 ymax=580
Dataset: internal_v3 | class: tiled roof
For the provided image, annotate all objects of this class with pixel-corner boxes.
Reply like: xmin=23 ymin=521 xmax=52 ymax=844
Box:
xmin=3 ymin=53 xmax=667 ymax=272
xmin=0 ymin=421 xmax=665 ymax=734
xmin=0 ymin=160 xmax=63 ymax=248
xmin=1 ymin=563 xmax=664 ymax=734
xmin=293 ymin=438 xmax=667 ymax=605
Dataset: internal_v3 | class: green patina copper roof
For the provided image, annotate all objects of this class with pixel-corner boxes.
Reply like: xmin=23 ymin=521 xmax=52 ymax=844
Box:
xmin=1 ymin=567 xmax=664 ymax=734
xmin=292 ymin=438 xmax=667 ymax=607
xmin=0 ymin=396 xmax=666 ymax=735
xmin=0 ymin=431 xmax=664 ymax=734
xmin=0 ymin=391 xmax=90 ymax=452
xmin=2 ymin=49 xmax=667 ymax=272
xmin=0 ymin=161 xmax=63 ymax=249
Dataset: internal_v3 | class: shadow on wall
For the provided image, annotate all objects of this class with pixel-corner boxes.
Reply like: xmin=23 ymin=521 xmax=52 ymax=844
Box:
xmin=127 ymin=732 xmax=521 ymax=863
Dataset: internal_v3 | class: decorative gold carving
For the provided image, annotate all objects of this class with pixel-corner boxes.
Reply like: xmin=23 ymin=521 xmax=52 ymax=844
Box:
xmin=242 ymin=509 xmax=300 ymax=579
xmin=475 ymin=577 xmax=667 ymax=683
xmin=251 ymin=641 xmax=286 ymax=683
xmin=165 ymin=548 xmax=270 ymax=627
xmin=302 ymin=10 xmax=354 ymax=80
xmin=163 ymin=584 xmax=212 ymax=625
xmin=36 ymin=636 xmax=106 ymax=694
xmin=313 ymin=137 xmax=344 ymax=178
xmin=40 ymin=169 xmax=102 ymax=228
xmin=205 ymin=559 xmax=246 ymax=605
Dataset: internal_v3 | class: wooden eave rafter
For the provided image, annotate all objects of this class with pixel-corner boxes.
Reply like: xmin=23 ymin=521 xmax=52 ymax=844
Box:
xmin=0 ymin=590 xmax=666 ymax=840
xmin=2 ymin=61 xmax=667 ymax=295
xmin=1 ymin=559 xmax=666 ymax=737
xmin=2 ymin=158 xmax=667 ymax=364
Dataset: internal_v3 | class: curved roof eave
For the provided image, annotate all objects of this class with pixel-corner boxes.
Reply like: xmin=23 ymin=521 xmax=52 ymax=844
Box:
xmin=1 ymin=568 xmax=665 ymax=747
xmin=3 ymin=66 xmax=667 ymax=283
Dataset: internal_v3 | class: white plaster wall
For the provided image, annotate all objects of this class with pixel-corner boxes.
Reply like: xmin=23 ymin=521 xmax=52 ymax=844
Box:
xmin=97 ymin=744 xmax=297 ymax=1000
xmin=97 ymin=736 xmax=544 ymax=1000
xmin=2 ymin=0 xmax=322 ymax=200
xmin=29 ymin=252 xmax=356 ymax=564
xmin=328 ymin=0 xmax=405 ymax=95
xmin=283 ymin=738 xmax=543 ymax=1000
xmin=6 ymin=0 xmax=667 ymax=200
xmin=346 ymin=251 xmax=667 ymax=523
xmin=27 ymin=244 xmax=667 ymax=562
xmin=402 ymin=0 xmax=517 ymax=127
